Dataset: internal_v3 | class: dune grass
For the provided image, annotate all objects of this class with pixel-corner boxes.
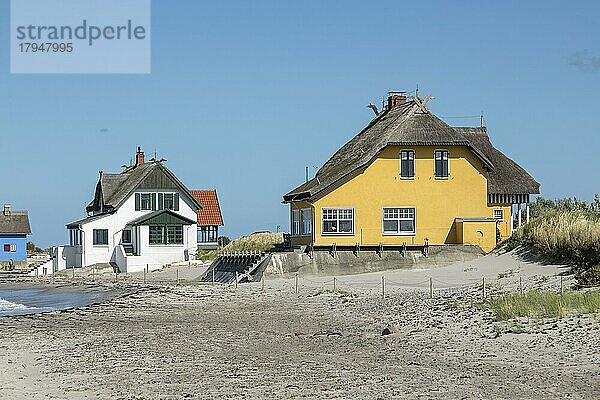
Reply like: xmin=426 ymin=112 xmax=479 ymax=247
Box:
xmin=485 ymin=290 xmax=600 ymax=320
xmin=197 ymin=232 xmax=284 ymax=261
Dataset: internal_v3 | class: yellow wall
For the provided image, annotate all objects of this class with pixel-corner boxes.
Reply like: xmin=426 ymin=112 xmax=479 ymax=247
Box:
xmin=456 ymin=219 xmax=498 ymax=252
xmin=291 ymin=145 xmax=505 ymax=251
xmin=488 ymin=204 xmax=512 ymax=238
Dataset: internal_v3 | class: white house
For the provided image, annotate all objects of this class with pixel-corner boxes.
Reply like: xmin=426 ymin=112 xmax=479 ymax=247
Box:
xmin=56 ymin=147 xmax=202 ymax=273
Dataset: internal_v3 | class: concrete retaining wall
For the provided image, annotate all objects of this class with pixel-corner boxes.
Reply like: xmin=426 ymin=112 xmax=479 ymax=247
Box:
xmin=265 ymin=245 xmax=484 ymax=277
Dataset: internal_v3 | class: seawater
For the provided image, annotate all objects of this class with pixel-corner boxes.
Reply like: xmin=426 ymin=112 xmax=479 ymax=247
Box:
xmin=0 ymin=286 xmax=112 ymax=317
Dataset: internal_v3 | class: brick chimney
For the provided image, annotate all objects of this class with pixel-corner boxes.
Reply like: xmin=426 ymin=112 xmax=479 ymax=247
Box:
xmin=387 ymin=92 xmax=407 ymax=109
xmin=135 ymin=146 xmax=145 ymax=166
xmin=3 ymin=204 xmax=11 ymax=216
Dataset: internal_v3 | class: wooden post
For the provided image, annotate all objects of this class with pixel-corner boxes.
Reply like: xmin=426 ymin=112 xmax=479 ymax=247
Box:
xmin=333 ymin=277 xmax=337 ymax=291
xmin=176 ymin=268 xmax=180 ymax=285
xmin=72 ymin=266 xmax=75 ymax=279
xmin=294 ymin=272 xmax=298 ymax=294
xmin=235 ymin=272 xmax=238 ymax=289
xmin=92 ymin=264 xmax=95 ymax=282
xmin=143 ymin=268 xmax=146 ymax=284
xmin=560 ymin=276 xmax=563 ymax=295
xmin=212 ymin=268 xmax=215 ymax=286
xmin=519 ymin=276 xmax=523 ymax=295
xmin=482 ymin=276 xmax=486 ymax=299
xmin=382 ymin=276 xmax=385 ymax=299
xmin=429 ymin=277 xmax=433 ymax=299
xmin=261 ymin=276 xmax=265 ymax=292
xmin=114 ymin=272 xmax=118 ymax=283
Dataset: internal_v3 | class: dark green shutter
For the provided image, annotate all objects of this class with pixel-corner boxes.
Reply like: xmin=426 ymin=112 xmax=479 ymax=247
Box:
xmin=135 ymin=193 xmax=141 ymax=211
xmin=174 ymin=193 xmax=179 ymax=211
xmin=151 ymin=193 xmax=157 ymax=211
xmin=158 ymin=193 xmax=164 ymax=210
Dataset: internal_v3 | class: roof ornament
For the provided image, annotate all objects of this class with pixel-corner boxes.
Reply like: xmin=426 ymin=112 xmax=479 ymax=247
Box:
xmin=367 ymin=103 xmax=381 ymax=116
xmin=410 ymin=95 xmax=434 ymax=113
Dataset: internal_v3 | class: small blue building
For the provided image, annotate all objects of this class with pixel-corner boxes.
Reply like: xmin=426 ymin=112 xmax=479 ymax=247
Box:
xmin=0 ymin=204 xmax=32 ymax=262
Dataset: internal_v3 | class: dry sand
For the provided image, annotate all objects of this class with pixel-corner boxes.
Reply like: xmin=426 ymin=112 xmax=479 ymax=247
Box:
xmin=0 ymin=249 xmax=598 ymax=399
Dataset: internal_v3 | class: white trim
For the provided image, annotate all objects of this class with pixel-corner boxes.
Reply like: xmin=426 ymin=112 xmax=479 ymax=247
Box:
xmin=382 ymin=206 xmax=416 ymax=236
xmin=321 ymin=207 xmax=355 ymax=236
xmin=493 ymin=209 xmax=504 ymax=221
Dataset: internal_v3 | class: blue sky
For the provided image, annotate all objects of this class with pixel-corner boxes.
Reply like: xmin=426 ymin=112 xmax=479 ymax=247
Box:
xmin=1 ymin=0 xmax=599 ymax=247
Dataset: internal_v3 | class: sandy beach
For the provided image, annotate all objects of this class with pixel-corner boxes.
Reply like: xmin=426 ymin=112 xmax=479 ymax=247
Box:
xmin=0 ymin=250 xmax=598 ymax=399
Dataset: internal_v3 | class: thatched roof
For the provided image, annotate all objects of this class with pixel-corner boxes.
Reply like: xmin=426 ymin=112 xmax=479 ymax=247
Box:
xmin=283 ymin=98 xmax=539 ymax=202
xmin=86 ymin=161 xmax=202 ymax=213
xmin=455 ymin=127 xmax=539 ymax=195
xmin=0 ymin=210 xmax=31 ymax=235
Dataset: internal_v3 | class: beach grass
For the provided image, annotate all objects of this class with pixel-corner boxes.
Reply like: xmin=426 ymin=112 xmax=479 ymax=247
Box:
xmin=485 ymin=290 xmax=600 ymax=320
xmin=197 ymin=232 xmax=284 ymax=261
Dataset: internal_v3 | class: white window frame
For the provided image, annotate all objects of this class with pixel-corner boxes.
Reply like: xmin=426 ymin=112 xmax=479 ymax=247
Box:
xmin=300 ymin=208 xmax=312 ymax=236
xmin=163 ymin=193 xmax=175 ymax=210
xmin=382 ymin=207 xmax=416 ymax=236
xmin=291 ymin=209 xmax=300 ymax=236
xmin=9 ymin=244 xmax=16 ymax=252
xmin=322 ymin=207 xmax=354 ymax=235
xmin=434 ymin=149 xmax=449 ymax=179
xmin=140 ymin=193 xmax=152 ymax=211
xmin=494 ymin=209 xmax=504 ymax=221
xmin=400 ymin=149 xmax=415 ymax=179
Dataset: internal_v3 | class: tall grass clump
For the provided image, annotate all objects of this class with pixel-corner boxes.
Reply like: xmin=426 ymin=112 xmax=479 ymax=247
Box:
xmin=197 ymin=232 xmax=284 ymax=261
xmin=486 ymin=290 xmax=600 ymax=320
xmin=507 ymin=195 xmax=600 ymax=286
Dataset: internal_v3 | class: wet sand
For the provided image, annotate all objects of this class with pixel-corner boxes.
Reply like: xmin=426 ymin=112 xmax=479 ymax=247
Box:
xmin=0 ymin=251 xmax=598 ymax=399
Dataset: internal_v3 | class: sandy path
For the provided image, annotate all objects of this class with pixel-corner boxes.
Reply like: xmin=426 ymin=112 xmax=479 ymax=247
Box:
xmin=0 ymin=251 xmax=597 ymax=399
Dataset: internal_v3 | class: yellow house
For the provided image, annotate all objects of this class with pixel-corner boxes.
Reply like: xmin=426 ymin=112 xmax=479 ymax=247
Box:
xmin=283 ymin=93 xmax=539 ymax=253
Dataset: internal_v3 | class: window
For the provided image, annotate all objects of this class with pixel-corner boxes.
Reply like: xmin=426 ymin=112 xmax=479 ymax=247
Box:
xmin=291 ymin=209 xmax=300 ymax=236
xmin=122 ymin=229 xmax=132 ymax=244
xmin=198 ymin=226 xmax=218 ymax=243
xmin=149 ymin=226 xmax=164 ymax=245
xmin=400 ymin=150 xmax=415 ymax=178
xmin=163 ymin=193 xmax=174 ymax=210
xmin=93 ymin=229 xmax=108 ymax=245
xmin=166 ymin=226 xmax=183 ymax=244
xmin=494 ymin=209 xmax=504 ymax=221
xmin=301 ymin=208 xmax=312 ymax=235
xmin=140 ymin=193 xmax=152 ymax=210
xmin=383 ymin=207 xmax=416 ymax=235
xmin=3 ymin=244 xmax=10 ymax=252
xmin=149 ymin=226 xmax=184 ymax=245
xmin=434 ymin=150 xmax=449 ymax=178
xmin=322 ymin=208 xmax=354 ymax=234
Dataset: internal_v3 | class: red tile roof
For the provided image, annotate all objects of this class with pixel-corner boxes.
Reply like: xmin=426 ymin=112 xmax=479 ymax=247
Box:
xmin=190 ymin=190 xmax=224 ymax=226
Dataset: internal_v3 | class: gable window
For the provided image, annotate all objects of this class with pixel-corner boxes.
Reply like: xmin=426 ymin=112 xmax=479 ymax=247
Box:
xmin=434 ymin=150 xmax=449 ymax=179
xmin=93 ymin=229 xmax=109 ymax=245
xmin=322 ymin=208 xmax=354 ymax=235
xmin=494 ymin=209 xmax=504 ymax=221
xmin=163 ymin=193 xmax=174 ymax=210
xmin=291 ymin=209 xmax=300 ymax=236
xmin=400 ymin=150 xmax=415 ymax=178
xmin=383 ymin=207 xmax=416 ymax=235
xmin=140 ymin=193 xmax=152 ymax=210
xmin=301 ymin=208 xmax=312 ymax=235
